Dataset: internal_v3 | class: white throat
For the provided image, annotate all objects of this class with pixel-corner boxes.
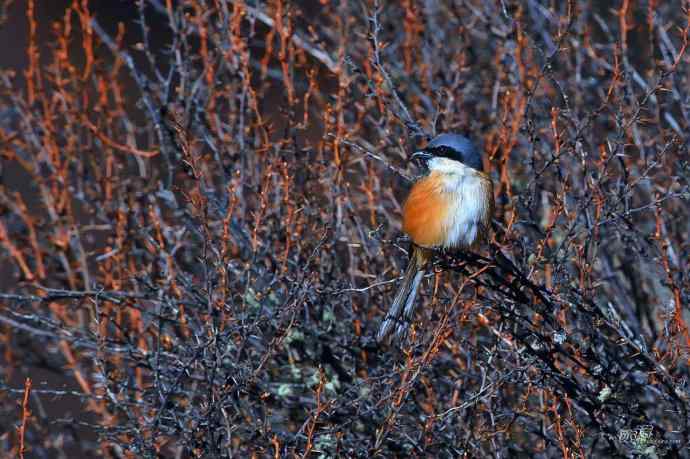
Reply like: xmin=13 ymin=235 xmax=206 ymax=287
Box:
xmin=427 ymin=157 xmax=476 ymax=176
xmin=426 ymin=157 xmax=488 ymax=249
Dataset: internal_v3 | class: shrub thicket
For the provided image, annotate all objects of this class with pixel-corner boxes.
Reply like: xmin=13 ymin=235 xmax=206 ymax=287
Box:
xmin=1 ymin=1 xmax=689 ymax=457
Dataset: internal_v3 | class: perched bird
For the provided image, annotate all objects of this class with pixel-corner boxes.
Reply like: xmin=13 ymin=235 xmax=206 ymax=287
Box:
xmin=377 ymin=134 xmax=494 ymax=343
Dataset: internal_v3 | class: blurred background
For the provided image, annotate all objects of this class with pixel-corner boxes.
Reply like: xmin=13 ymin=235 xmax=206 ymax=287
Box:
xmin=0 ymin=0 xmax=689 ymax=457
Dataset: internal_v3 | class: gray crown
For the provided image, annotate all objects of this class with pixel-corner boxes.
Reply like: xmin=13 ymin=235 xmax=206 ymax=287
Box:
xmin=425 ymin=133 xmax=483 ymax=172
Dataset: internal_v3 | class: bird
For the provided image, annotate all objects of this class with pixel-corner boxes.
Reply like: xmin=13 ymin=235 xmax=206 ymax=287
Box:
xmin=377 ymin=133 xmax=494 ymax=343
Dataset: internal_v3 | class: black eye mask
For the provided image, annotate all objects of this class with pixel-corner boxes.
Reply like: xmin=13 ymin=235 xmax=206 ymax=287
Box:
xmin=424 ymin=146 xmax=483 ymax=172
xmin=425 ymin=146 xmax=463 ymax=163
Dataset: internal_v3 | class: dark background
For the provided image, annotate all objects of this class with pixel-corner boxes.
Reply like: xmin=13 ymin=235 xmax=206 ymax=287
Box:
xmin=0 ymin=0 xmax=689 ymax=457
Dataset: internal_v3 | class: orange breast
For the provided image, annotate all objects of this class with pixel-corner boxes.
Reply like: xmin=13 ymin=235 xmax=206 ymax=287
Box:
xmin=402 ymin=173 xmax=450 ymax=248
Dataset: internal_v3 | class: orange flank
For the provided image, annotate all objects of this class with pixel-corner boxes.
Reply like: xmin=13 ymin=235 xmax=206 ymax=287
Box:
xmin=402 ymin=172 xmax=451 ymax=247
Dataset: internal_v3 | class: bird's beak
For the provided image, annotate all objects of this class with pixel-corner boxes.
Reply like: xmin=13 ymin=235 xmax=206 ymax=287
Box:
xmin=410 ymin=150 xmax=432 ymax=163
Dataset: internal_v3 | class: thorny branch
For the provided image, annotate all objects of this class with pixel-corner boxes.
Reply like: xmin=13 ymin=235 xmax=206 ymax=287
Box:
xmin=0 ymin=0 xmax=688 ymax=457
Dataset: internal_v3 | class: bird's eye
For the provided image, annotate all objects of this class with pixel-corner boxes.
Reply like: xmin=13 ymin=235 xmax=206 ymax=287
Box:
xmin=428 ymin=146 xmax=461 ymax=162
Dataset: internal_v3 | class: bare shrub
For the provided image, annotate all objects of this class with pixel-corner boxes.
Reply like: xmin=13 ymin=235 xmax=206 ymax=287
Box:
xmin=0 ymin=0 xmax=689 ymax=457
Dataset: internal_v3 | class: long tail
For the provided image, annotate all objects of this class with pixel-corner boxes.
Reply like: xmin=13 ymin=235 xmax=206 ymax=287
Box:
xmin=377 ymin=246 xmax=430 ymax=343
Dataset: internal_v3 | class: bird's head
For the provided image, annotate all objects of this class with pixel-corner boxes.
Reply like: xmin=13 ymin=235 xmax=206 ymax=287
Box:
xmin=411 ymin=133 xmax=483 ymax=173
